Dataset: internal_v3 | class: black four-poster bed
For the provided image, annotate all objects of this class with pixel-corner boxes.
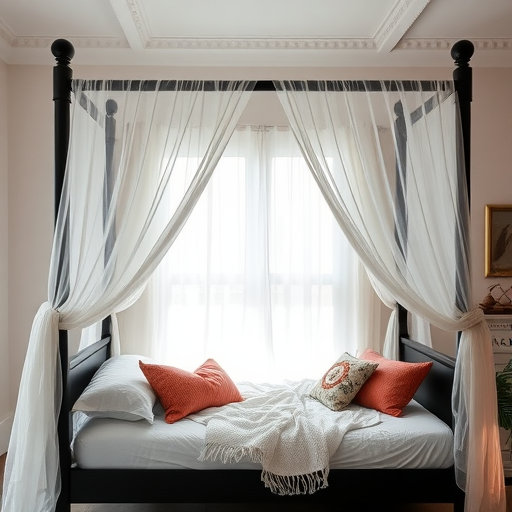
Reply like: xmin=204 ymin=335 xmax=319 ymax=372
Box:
xmin=51 ymin=39 xmax=475 ymax=512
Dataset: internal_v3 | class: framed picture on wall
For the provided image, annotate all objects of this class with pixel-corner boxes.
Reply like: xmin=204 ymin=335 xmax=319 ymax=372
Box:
xmin=485 ymin=205 xmax=512 ymax=277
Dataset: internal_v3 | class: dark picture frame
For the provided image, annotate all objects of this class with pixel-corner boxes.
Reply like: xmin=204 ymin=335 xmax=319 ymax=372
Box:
xmin=485 ymin=205 xmax=512 ymax=277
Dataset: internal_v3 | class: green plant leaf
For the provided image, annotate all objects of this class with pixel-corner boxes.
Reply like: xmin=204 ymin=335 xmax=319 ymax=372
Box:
xmin=496 ymin=359 xmax=512 ymax=431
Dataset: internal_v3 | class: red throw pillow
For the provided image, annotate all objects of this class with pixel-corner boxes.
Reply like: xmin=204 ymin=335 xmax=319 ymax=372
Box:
xmin=139 ymin=358 xmax=243 ymax=424
xmin=353 ymin=349 xmax=433 ymax=417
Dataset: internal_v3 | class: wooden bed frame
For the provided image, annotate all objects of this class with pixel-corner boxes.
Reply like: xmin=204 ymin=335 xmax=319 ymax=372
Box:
xmin=60 ymin=334 xmax=464 ymax=510
xmin=51 ymin=38 xmax=474 ymax=512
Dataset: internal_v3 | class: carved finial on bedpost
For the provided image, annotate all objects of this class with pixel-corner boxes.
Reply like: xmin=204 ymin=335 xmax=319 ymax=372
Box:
xmin=51 ymin=38 xmax=74 ymax=108
xmin=451 ymin=39 xmax=474 ymax=108
xmin=51 ymin=38 xmax=75 ymax=67
xmin=106 ymin=99 xmax=118 ymax=117
xmin=451 ymin=39 xmax=474 ymax=69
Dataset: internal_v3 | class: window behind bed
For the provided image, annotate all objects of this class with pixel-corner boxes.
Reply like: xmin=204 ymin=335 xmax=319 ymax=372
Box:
xmin=142 ymin=125 xmax=383 ymax=382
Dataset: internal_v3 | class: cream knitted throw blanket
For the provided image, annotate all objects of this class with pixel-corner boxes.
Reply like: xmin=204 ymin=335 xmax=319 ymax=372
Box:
xmin=190 ymin=379 xmax=380 ymax=496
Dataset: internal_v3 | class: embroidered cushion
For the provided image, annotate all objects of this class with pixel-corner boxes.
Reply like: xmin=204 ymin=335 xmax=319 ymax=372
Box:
xmin=139 ymin=358 xmax=243 ymax=424
xmin=309 ymin=353 xmax=379 ymax=411
xmin=353 ymin=348 xmax=433 ymax=417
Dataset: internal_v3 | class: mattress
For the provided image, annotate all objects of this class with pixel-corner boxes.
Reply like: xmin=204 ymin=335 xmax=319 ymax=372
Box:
xmin=72 ymin=399 xmax=454 ymax=470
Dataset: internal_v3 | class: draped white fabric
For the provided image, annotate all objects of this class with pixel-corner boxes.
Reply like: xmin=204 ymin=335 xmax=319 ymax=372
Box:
xmin=1 ymin=79 xmax=255 ymax=512
xmin=123 ymin=126 xmax=382 ymax=382
xmin=3 ymin=78 xmax=504 ymax=512
xmin=274 ymin=80 xmax=505 ymax=512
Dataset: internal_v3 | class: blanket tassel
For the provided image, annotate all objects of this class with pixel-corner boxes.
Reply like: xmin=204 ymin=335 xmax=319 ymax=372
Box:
xmin=261 ymin=467 xmax=329 ymax=496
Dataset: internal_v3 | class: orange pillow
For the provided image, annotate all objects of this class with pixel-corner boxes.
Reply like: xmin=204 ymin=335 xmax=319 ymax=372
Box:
xmin=139 ymin=359 xmax=243 ymax=424
xmin=353 ymin=349 xmax=433 ymax=417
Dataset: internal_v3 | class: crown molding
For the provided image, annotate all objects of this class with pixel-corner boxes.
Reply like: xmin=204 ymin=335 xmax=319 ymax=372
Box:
xmin=0 ymin=18 xmax=15 ymax=46
xmin=126 ymin=0 xmax=150 ymax=44
xmin=0 ymin=14 xmax=129 ymax=50
xmin=375 ymin=0 xmax=430 ymax=53
xmin=475 ymin=40 xmax=512 ymax=50
xmin=108 ymin=0 xmax=145 ymax=50
xmin=375 ymin=0 xmax=416 ymax=48
xmin=146 ymin=37 xmax=376 ymax=50
xmin=0 ymin=30 xmax=511 ymax=54
xmin=3 ymin=35 xmax=129 ymax=49
xmin=397 ymin=38 xmax=512 ymax=50
xmin=141 ymin=36 xmax=512 ymax=52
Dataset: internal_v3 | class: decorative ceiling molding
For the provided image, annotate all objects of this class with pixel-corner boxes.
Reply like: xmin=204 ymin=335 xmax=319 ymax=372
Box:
xmin=5 ymin=36 xmax=129 ymax=49
xmin=0 ymin=8 xmax=130 ymax=50
xmin=146 ymin=37 xmax=376 ymax=50
xmin=397 ymin=38 xmax=512 ymax=50
xmin=109 ymin=0 xmax=145 ymax=50
xmin=474 ymin=40 xmax=512 ymax=50
xmin=125 ymin=0 xmax=151 ymax=47
xmin=0 ymin=28 xmax=511 ymax=54
xmin=0 ymin=18 xmax=15 ymax=46
xmin=375 ymin=0 xmax=430 ymax=53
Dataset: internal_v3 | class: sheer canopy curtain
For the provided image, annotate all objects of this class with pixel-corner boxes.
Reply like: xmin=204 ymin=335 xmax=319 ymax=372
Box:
xmin=129 ymin=125 xmax=383 ymax=383
xmin=2 ymin=79 xmax=255 ymax=512
xmin=275 ymin=80 xmax=505 ymax=512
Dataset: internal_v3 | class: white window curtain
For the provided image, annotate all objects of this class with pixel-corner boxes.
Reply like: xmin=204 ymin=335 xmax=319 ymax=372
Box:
xmin=2 ymin=79 xmax=255 ymax=512
xmin=119 ymin=125 xmax=383 ymax=383
xmin=274 ymin=80 xmax=505 ymax=512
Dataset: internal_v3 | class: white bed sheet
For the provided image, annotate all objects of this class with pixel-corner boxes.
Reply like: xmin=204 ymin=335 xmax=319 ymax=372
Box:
xmin=72 ymin=399 xmax=454 ymax=470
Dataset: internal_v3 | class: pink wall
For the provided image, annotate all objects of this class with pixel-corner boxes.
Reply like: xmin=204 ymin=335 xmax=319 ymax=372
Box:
xmin=0 ymin=56 xmax=10 ymax=453
xmin=6 ymin=65 xmax=53 ymax=419
xmin=471 ymin=68 xmax=512 ymax=304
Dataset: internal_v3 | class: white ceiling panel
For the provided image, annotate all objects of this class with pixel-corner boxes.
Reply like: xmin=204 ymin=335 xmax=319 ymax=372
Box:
xmin=0 ymin=0 xmax=126 ymax=39
xmin=405 ymin=0 xmax=512 ymax=39
xmin=142 ymin=0 xmax=394 ymax=38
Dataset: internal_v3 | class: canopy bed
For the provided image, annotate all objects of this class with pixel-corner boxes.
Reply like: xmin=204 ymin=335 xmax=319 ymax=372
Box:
xmin=1 ymin=38 xmax=506 ymax=512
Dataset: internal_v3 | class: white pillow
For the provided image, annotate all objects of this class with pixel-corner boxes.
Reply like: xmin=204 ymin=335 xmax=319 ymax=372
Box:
xmin=72 ymin=354 xmax=157 ymax=423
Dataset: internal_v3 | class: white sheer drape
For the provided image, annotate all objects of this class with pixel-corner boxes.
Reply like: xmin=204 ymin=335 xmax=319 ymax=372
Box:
xmin=2 ymin=79 xmax=255 ymax=512
xmin=275 ymin=80 xmax=505 ymax=512
xmin=3 ymin=79 xmax=503 ymax=512
xmin=122 ymin=126 xmax=382 ymax=382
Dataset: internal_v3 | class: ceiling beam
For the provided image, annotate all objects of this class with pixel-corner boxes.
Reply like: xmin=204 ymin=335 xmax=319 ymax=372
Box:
xmin=0 ymin=18 xmax=15 ymax=63
xmin=375 ymin=0 xmax=431 ymax=53
xmin=108 ymin=0 xmax=146 ymax=50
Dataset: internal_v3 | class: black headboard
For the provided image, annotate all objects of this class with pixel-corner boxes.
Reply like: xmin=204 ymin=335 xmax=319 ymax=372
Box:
xmin=400 ymin=336 xmax=456 ymax=429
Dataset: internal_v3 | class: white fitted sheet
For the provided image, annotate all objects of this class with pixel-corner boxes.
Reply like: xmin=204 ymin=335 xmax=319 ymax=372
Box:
xmin=72 ymin=399 xmax=454 ymax=470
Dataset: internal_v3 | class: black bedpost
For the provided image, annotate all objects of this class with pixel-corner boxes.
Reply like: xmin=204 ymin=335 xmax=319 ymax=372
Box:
xmin=451 ymin=42 xmax=473 ymax=510
xmin=52 ymin=38 xmax=74 ymax=512
xmin=451 ymin=39 xmax=474 ymax=204
xmin=452 ymin=40 xmax=474 ymax=324
xmin=52 ymin=39 xmax=74 ymax=222
xmin=104 ymin=98 xmax=118 ymax=259
xmin=394 ymin=100 xmax=410 ymax=340
xmin=101 ymin=99 xmax=118 ymax=340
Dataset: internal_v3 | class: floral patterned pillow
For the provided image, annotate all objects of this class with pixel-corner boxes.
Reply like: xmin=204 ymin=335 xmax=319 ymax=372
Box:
xmin=309 ymin=353 xmax=379 ymax=411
